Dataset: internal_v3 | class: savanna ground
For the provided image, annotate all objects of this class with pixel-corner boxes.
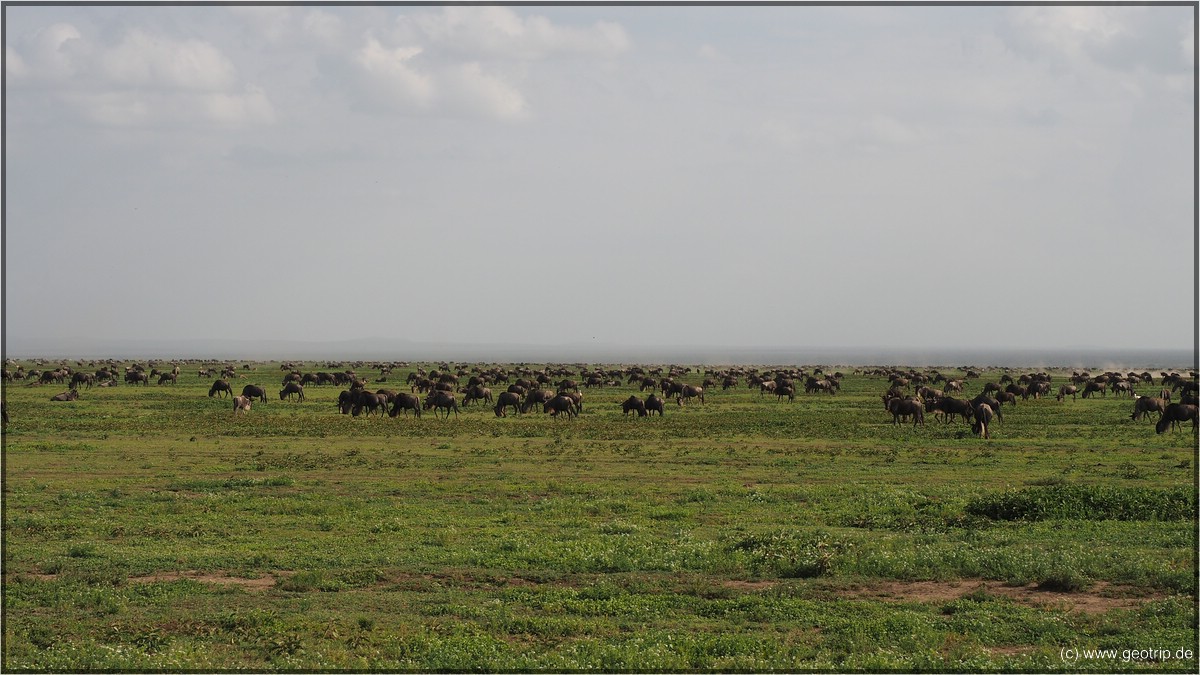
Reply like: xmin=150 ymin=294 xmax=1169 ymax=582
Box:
xmin=1 ymin=360 xmax=1197 ymax=672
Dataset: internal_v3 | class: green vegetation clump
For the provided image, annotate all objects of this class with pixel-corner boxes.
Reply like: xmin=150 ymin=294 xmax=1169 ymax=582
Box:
xmin=966 ymin=484 xmax=1195 ymax=522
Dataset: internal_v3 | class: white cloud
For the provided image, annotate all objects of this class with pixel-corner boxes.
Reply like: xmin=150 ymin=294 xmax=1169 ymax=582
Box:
xmin=27 ymin=22 xmax=85 ymax=79
xmin=352 ymin=38 xmax=435 ymax=111
xmin=401 ymin=6 xmax=630 ymax=60
xmin=444 ymin=62 xmax=527 ymax=120
xmin=101 ymin=29 xmax=236 ymax=90
xmin=204 ymin=84 xmax=276 ymax=126
xmin=6 ymin=45 xmax=30 ymax=79
xmin=302 ymin=9 xmax=345 ymax=48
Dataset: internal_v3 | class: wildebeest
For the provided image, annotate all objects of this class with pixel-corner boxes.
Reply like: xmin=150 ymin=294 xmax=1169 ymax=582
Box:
xmin=1081 ymin=381 xmax=1106 ymax=399
xmin=279 ymin=382 xmax=305 ymax=402
xmin=208 ymin=380 xmax=233 ymax=398
xmin=621 ymin=395 xmax=648 ymax=417
xmin=972 ymin=403 xmax=994 ymax=439
xmin=886 ymin=397 xmax=924 ymax=426
xmin=1056 ymin=385 xmax=1078 ymax=401
xmin=925 ymin=396 xmax=973 ymax=424
xmin=969 ymin=393 xmax=1004 ymax=422
xmin=677 ymin=385 xmax=705 ymax=406
xmin=543 ymin=394 xmax=578 ymax=419
xmin=645 ymin=394 xmax=665 ymax=416
xmin=389 ymin=393 xmax=423 ymax=418
xmin=423 ymin=391 xmax=459 ymax=418
xmin=70 ymin=372 xmax=94 ymax=390
xmin=493 ymin=391 xmax=522 ymax=417
xmin=241 ymin=385 xmax=267 ymax=403
xmin=158 ymin=372 xmax=177 ymax=385
xmin=1131 ymin=396 xmax=1167 ymax=422
xmin=232 ymin=395 xmax=252 ymax=414
xmin=125 ymin=370 xmax=149 ymax=386
xmin=462 ymin=385 xmax=493 ymax=406
xmin=520 ymin=389 xmax=556 ymax=414
xmin=1155 ymin=403 xmax=1198 ymax=434
xmin=50 ymin=390 xmax=79 ymax=402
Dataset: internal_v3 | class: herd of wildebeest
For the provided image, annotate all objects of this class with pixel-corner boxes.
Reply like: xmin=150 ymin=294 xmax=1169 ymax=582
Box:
xmin=2 ymin=359 xmax=1198 ymax=438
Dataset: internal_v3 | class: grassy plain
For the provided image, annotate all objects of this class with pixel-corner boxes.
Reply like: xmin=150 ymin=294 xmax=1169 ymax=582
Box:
xmin=2 ymin=360 xmax=1196 ymax=672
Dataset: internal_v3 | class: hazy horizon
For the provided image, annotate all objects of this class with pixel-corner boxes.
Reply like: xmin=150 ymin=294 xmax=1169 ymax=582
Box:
xmin=3 ymin=334 xmax=1194 ymax=370
xmin=3 ymin=4 xmax=1196 ymax=355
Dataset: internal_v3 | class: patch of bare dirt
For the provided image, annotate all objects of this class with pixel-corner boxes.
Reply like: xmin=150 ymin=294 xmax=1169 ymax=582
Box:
xmin=128 ymin=570 xmax=291 ymax=591
xmin=721 ymin=579 xmax=779 ymax=591
xmin=848 ymin=580 xmax=1169 ymax=614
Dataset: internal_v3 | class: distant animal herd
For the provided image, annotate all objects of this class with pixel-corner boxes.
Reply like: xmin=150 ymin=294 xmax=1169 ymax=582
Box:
xmin=3 ymin=359 xmax=1197 ymax=438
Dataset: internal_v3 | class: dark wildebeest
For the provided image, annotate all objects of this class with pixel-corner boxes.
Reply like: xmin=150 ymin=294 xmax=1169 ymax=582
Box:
xmin=125 ymin=370 xmax=149 ymax=386
xmin=423 ymin=391 xmax=460 ymax=419
xmin=1155 ymin=403 xmax=1198 ymax=434
xmin=241 ymin=385 xmax=267 ymax=403
xmin=621 ymin=395 xmax=648 ymax=417
xmin=462 ymin=385 xmax=493 ymax=406
xmin=886 ymin=397 xmax=924 ymax=426
xmin=1028 ymin=382 xmax=1052 ymax=399
xmin=158 ymin=372 xmax=177 ymax=385
xmin=232 ymin=395 xmax=252 ymax=414
xmin=645 ymin=394 xmax=665 ymax=416
xmin=1056 ymin=385 xmax=1078 ymax=401
xmin=50 ymin=390 xmax=79 ymax=402
xmin=677 ymin=385 xmax=705 ymax=406
xmin=925 ymin=397 xmax=973 ymax=424
xmin=969 ymin=393 xmax=1004 ymax=423
xmin=389 ymin=393 xmax=423 ymax=418
xmin=543 ymin=395 xmax=578 ymax=419
xmin=521 ymin=389 xmax=556 ymax=414
xmin=279 ymin=382 xmax=305 ymax=402
xmin=558 ymin=390 xmax=584 ymax=412
xmin=994 ymin=391 xmax=1017 ymax=407
xmin=972 ymin=403 xmax=994 ymax=439
xmin=208 ymin=380 xmax=233 ymax=398
xmin=1081 ymin=381 xmax=1106 ymax=399
xmin=1131 ymin=396 xmax=1167 ymax=422
xmin=493 ymin=391 xmax=522 ymax=417
xmin=70 ymin=372 xmax=94 ymax=390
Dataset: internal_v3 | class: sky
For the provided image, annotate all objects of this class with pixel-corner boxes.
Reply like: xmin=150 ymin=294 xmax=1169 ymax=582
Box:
xmin=2 ymin=3 xmax=1196 ymax=359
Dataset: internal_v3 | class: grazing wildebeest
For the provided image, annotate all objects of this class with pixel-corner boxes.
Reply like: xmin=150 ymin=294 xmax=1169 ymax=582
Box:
xmin=621 ymin=395 xmax=648 ymax=417
xmin=241 ymin=385 xmax=267 ymax=403
xmin=158 ymin=372 xmax=177 ymax=385
xmin=50 ymin=390 xmax=79 ymax=402
xmin=462 ymin=385 xmax=493 ymax=406
xmin=886 ymin=397 xmax=924 ymax=426
xmin=1081 ymin=381 xmax=1105 ymax=399
xmin=774 ymin=385 xmax=796 ymax=402
xmin=968 ymin=394 xmax=1004 ymax=422
xmin=1057 ymin=385 xmax=1078 ymax=401
xmin=558 ymin=390 xmax=584 ymax=412
xmin=1155 ymin=403 xmax=1198 ymax=434
xmin=944 ymin=379 xmax=964 ymax=393
xmin=677 ymin=385 xmax=705 ymax=406
xmin=645 ymin=394 xmax=665 ymax=416
xmin=925 ymin=397 xmax=973 ymax=424
xmin=389 ymin=393 xmax=423 ymax=418
xmin=493 ymin=391 xmax=521 ymax=417
xmin=1131 ymin=396 xmax=1167 ymax=422
xmin=232 ymin=395 xmax=252 ymax=414
xmin=423 ymin=391 xmax=459 ymax=418
xmin=543 ymin=395 xmax=578 ymax=419
xmin=125 ymin=370 xmax=149 ymax=386
xmin=279 ymin=382 xmax=305 ymax=402
xmin=995 ymin=391 xmax=1017 ymax=407
xmin=972 ymin=403 xmax=994 ymax=439
xmin=208 ymin=380 xmax=233 ymax=398
xmin=1028 ymin=382 xmax=1051 ymax=399
xmin=521 ymin=389 xmax=556 ymax=414
xmin=70 ymin=372 xmax=94 ymax=390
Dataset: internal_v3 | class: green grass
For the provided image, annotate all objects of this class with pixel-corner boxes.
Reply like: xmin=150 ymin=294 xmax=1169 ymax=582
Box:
xmin=2 ymin=360 xmax=1196 ymax=671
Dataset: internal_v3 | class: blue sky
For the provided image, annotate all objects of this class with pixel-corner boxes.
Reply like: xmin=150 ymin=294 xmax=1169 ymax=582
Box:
xmin=3 ymin=3 xmax=1195 ymax=356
